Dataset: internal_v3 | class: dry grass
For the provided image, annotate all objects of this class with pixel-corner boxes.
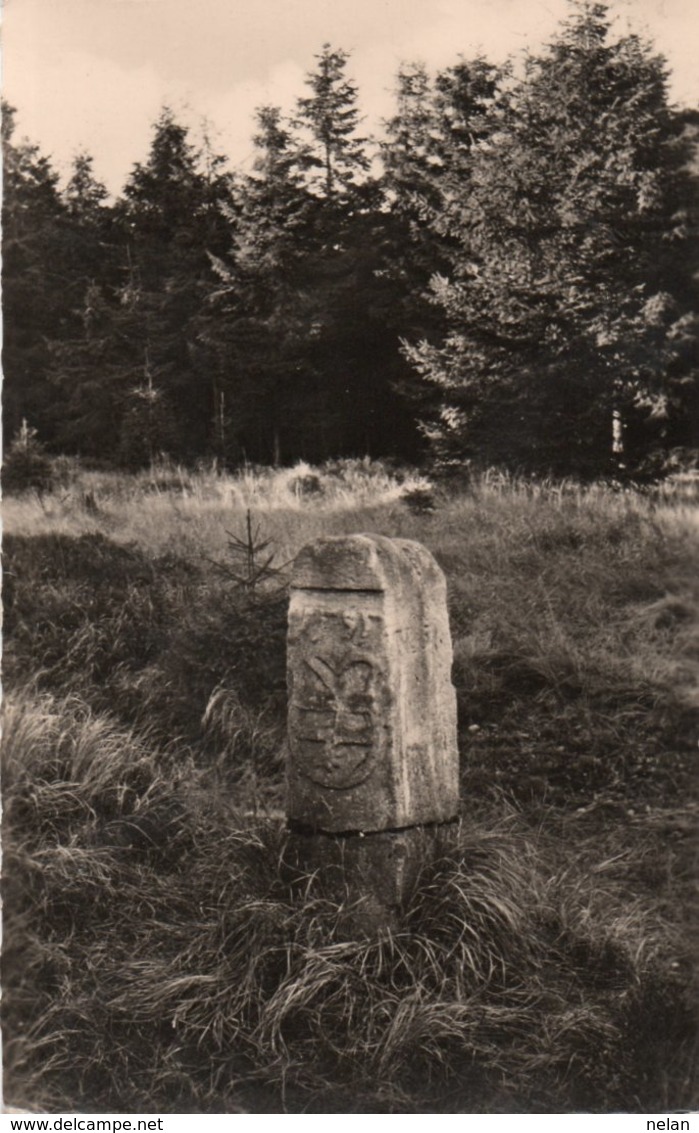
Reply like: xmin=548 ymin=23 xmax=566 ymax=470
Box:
xmin=2 ymin=458 xmax=430 ymax=558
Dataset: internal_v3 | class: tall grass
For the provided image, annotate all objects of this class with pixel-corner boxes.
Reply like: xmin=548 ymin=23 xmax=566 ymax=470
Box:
xmin=2 ymin=458 xmax=431 ymax=555
xmin=3 ymin=690 xmax=696 ymax=1114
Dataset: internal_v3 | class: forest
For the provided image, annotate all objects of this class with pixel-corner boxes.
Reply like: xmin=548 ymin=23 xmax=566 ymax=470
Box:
xmin=3 ymin=1 xmax=698 ymax=481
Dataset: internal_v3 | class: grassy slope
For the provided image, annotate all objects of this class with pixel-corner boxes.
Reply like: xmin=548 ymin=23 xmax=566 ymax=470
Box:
xmin=3 ymin=462 xmax=698 ymax=1112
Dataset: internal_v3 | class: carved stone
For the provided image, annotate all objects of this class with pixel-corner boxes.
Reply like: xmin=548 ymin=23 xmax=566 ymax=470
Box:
xmin=287 ymin=534 xmax=459 ymax=835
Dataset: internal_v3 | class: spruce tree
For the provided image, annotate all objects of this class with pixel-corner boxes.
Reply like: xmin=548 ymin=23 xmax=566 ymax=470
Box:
xmin=295 ymin=44 xmax=370 ymax=201
xmin=379 ymin=58 xmax=502 ymax=414
xmin=2 ymin=104 xmax=71 ymax=445
xmin=293 ymin=46 xmax=419 ymax=458
xmin=406 ymin=3 xmax=698 ymax=477
xmin=65 ymin=152 xmax=109 ymax=219
xmin=61 ymin=152 xmax=116 ymax=322
xmin=43 ymin=152 xmax=125 ymax=459
xmin=195 ymin=105 xmax=320 ymax=464
xmin=48 ymin=108 xmax=235 ymax=462
xmin=198 ymin=50 xmax=419 ymax=465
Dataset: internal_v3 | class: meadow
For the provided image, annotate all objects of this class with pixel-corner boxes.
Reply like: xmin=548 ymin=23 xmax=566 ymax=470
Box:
xmin=3 ymin=458 xmax=698 ymax=1113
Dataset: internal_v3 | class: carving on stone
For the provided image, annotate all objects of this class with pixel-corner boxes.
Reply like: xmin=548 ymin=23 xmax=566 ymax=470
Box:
xmin=289 ymin=611 xmax=384 ymax=790
xmin=288 ymin=534 xmax=460 ymax=834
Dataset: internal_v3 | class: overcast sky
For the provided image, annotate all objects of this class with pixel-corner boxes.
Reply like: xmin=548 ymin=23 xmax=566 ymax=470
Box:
xmin=4 ymin=0 xmax=698 ymax=195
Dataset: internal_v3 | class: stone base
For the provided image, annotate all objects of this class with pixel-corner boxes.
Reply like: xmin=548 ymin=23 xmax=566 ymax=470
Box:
xmin=283 ymin=822 xmax=459 ymax=937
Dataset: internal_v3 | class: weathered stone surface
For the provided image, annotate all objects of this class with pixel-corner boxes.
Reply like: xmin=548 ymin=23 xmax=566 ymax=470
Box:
xmin=287 ymin=534 xmax=459 ymax=834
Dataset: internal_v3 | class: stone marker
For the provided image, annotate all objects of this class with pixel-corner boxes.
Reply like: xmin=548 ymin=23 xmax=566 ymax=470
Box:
xmin=285 ymin=534 xmax=459 ymax=932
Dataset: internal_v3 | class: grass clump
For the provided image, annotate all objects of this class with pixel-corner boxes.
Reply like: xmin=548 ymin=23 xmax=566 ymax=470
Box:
xmin=3 ymin=690 xmax=696 ymax=1114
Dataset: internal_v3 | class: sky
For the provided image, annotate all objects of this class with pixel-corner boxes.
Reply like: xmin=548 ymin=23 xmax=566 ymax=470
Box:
xmin=3 ymin=0 xmax=698 ymax=195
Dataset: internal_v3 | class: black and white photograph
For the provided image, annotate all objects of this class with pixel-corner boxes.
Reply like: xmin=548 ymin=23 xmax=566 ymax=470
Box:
xmin=2 ymin=0 xmax=698 ymax=1117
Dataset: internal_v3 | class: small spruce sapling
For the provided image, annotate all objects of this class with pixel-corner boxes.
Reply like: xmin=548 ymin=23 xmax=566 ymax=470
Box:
xmin=206 ymin=509 xmax=291 ymax=599
xmin=3 ymin=420 xmax=54 ymax=495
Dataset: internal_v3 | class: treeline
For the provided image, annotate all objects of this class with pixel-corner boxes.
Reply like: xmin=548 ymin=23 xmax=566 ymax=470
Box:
xmin=3 ymin=1 xmax=698 ymax=477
